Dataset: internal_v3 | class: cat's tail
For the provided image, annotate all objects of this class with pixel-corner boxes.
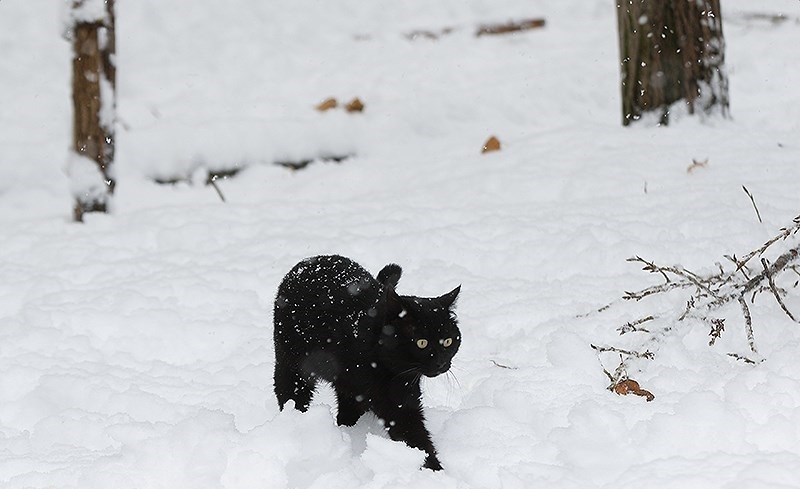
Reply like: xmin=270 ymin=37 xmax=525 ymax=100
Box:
xmin=377 ymin=263 xmax=402 ymax=289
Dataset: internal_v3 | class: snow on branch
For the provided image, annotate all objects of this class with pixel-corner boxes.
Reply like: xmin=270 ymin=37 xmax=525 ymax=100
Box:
xmin=591 ymin=214 xmax=800 ymax=398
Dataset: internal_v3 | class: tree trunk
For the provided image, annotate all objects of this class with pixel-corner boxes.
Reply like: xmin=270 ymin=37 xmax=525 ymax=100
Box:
xmin=71 ymin=0 xmax=116 ymax=221
xmin=616 ymin=0 xmax=729 ymax=126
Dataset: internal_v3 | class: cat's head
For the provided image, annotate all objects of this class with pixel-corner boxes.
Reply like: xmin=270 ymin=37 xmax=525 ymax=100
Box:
xmin=379 ymin=285 xmax=461 ymax=378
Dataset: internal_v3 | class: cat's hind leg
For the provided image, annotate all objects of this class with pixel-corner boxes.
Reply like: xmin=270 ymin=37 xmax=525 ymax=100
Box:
xmin=274 ymin=358 xmax=316 ymax=411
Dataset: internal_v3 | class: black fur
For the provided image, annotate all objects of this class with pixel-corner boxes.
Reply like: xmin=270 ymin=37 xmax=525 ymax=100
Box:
xmin=273 ymin=255 xmax=461 ymax=470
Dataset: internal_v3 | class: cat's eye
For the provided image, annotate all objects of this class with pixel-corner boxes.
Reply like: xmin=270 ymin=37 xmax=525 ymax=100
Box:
xmin=442 ymin=337 xmax=453 ymax=347
xmin=416 ymin=339 xmax=428 ymax=349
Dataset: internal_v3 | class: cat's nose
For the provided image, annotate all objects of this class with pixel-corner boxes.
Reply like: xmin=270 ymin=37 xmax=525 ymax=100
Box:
xmin=435 ymin=360 xmax=451 ymax=373
xmin=423 ymin=361 xmax=451 ymax=378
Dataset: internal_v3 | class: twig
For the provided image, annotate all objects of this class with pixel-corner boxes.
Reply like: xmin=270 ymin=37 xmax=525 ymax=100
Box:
xmin=626 ymin=257 xmax=721 ymax=301
xmin=734 ymin=215 xmax=800 ymax=270
xmin=742 ymin=186 xmax=763 ymax=223
xmin=575 ymin=300 xmax=616 ymax=318
xmin=476 ymin=18 xmax=546 ymax=36
xmin=618 ymin=315 xmax=655 ymax=334
xmin=600 ymin=355 xmax=629 ymax=387
xmin=601 ymin=366 xmax=615 ymax=383
xmin=624 ymin=280 xmax=692 ymax=301
xmin=738 ymin=296 xmax=758 ymax=355
xmin=761 ymin=258 xmax=798 ymax=322
xmin=594 ymin=215 xmax=800 ymax=395
xmin=490 ymin=360 xmax=518 ymax=370
xmin=628 ymin=256 xmax=672 ymax=283
xmin=207 ymin=175 xmax=226 ymax=203
xmin=687 ymin=158 xmax=708 ymax=173
xmin=723 ymin=254 xmax=751 ymax=280
xmin=739 ymin=244 xmax=800 ymax=299
xmin=590 ymin=344 xmax=655 ymax=360
xmin=727 ymin=353 xmax=758 ymax=365
xmin=678 ymin=296 xmax=697 ymax=321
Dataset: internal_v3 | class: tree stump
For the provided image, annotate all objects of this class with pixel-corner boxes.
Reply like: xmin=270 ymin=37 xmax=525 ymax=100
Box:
xmin=70 ymin=0 xmax=116 ymax=221
xmin=616 ymin=0 xmax=729 ymax=126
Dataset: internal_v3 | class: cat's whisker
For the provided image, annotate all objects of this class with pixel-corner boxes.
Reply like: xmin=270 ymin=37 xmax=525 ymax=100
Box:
xmin=449 ymin=364 xmax=466 ymax=375
xmin=391 ymin=365 xmax=423 ymax=384
xmin=444 ymin=371 xmax=457 ymax=405
xmin=446 ymin=369 xmax=461 ymax=389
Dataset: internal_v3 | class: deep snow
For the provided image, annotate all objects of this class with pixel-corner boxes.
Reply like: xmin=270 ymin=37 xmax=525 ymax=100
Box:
xmin=2 ymin=0 xmax=800 ymax=487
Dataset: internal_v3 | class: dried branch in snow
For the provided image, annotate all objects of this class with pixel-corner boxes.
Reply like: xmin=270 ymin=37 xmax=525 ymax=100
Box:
xmin=475 ymin=18 xmax=546 ymax=37
xmin=618 ymin=315 xmax=655 ymax=335
xmin=742 ymin=186 xmax=763 ymax=223
xmin=490 ymin=360 xmax=518 ymax=370
xmin=400 ymin=17 xmax=545 ymax=41
xmin=761 ymin=258 xmax=798 ymax=322
xmin=687 ymin=158 xmax=708 ymax=173
xmin=592 ymin=214 xmax=800 ymax=394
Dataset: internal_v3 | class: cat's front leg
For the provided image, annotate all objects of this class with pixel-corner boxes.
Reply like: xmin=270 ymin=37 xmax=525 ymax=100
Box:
xmin=422 ymin=452 xmax=443 ymax=471
xmin=334 ymin=383 xmax=369 ymax=426
xmin=371 ymin=386 xmax=442 ymax=471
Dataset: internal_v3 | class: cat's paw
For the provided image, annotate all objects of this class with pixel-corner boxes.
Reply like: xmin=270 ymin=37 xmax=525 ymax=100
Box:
xmin=422 ymin=454 xmax=443 ymax=471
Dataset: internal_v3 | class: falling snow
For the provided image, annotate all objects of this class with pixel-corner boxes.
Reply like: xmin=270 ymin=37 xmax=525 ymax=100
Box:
xmin=1 ymin=0 xmax=800 ymax=488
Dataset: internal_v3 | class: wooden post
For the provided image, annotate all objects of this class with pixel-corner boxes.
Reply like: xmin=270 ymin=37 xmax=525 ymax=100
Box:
xmin=71 ymin=0 xmax=116 ymax=221
xmin=616 ymin=0 xmax=729 ymax=126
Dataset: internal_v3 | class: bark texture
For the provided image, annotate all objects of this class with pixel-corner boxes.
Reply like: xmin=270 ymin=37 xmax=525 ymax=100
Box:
xmin=71 ymin=0 xmax=116 ymax=220
xmin=616 ymin=0 xmax=729 ymax=126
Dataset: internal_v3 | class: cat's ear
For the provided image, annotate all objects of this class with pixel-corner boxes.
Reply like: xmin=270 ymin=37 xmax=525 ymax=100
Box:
xmin=383 ymin=285 xmax=407 ymax=320
xmin=377 ymin=263 xmax=402 ymax=289
xmin=439 ymin=285 xmax=461 ymax=310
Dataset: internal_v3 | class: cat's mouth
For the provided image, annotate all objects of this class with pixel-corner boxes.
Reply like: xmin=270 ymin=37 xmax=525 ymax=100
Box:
xmin=423 ymin=363 xmax=451 ymax=378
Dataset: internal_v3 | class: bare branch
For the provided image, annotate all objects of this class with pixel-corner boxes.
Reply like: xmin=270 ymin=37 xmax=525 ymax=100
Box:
xmin=678 ymin=296 xmax=697 ymax=321
xmin=207 ymin=175 xmax=226 ymax=203
xmin=738 ymin=296 xmax=758 ymax=355
xmin=761 ymin=258 xmax=798 ymax=322
xmin=623 ymin=280 xmax=691 ymax=301
xmin=627 ymin=256 xmax=672 ymax=283
xmin=727 ymin=353 xmax=759 ymax=365
xmin=593 ymin=214 xmax=800 ymax=394
xmin=738 ymin=244 xmax=800 ymax=299
xmin=490 ymin=360 xmax=518 ymax=370
xmin=590 ymin=344 xmax=655 ymax=360
xmin=618 ymin=315 xmax=655 ymax=334
xmin=735 ymin=215 xmax=800 ymax=271
xmin=742 ymin=186 xmax=763 ymax=223
xmin=723 ymin=254 xmax=751 ymax=280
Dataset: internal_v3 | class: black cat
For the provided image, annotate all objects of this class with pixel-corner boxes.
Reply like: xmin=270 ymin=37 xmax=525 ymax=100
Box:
xmin=273 ymin=255 xmax=461 ymax=471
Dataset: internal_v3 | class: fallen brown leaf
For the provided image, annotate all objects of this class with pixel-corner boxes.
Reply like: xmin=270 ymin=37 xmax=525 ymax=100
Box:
xmin=482 ymin=136 xmax=501 ymax=153
xmin=316 ymin=98 xmax=338 ymax=112
xmin=613 ymin=379 xmax=655 ymax=401
xmin=345 ymin=98 xmax=365 ymax=113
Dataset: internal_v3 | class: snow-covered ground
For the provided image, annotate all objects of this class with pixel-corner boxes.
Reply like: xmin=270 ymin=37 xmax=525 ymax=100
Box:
xmin=2 ymin=1 xmax=800 ymax=487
